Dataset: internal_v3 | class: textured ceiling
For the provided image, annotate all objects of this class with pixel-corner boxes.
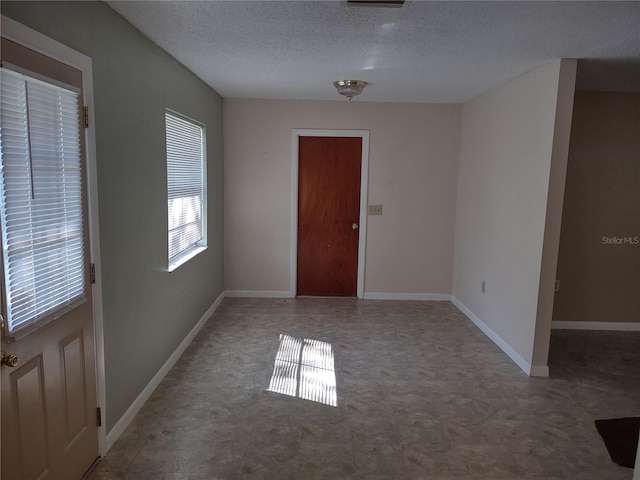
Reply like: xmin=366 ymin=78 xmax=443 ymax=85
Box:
xmin=107 ymin=1 xmax=640 ymax=103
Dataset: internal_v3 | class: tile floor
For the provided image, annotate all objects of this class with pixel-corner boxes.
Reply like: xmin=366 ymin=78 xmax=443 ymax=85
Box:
xmin=88 ymin=298 xmax=639 ymax=479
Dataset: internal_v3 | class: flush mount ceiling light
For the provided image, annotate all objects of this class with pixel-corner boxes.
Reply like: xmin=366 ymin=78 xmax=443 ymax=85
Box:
xmin=333 ymin=80 xmax=368 ymax=101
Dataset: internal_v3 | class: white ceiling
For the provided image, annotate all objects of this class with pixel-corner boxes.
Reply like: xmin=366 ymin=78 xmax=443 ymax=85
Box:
xmin=107 ymin=1 xmax=640 ymax=103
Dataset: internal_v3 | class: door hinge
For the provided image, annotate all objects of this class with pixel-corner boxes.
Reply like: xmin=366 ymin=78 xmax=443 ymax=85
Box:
xmin=90 ymin=263 xmax=96 ymax=284
xmin=97 ymin=407 xmax=102 ymax=427
xmin=84 ymin=106 xmax=89 ymax=128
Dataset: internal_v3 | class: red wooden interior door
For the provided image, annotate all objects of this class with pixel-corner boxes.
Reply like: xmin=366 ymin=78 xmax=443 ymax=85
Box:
xmin=297 ymin=136 xmax=362 ymax=296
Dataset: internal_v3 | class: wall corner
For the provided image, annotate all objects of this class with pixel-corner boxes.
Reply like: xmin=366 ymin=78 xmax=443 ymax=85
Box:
xmin=532 ymin=58 xmax=578 ymax=369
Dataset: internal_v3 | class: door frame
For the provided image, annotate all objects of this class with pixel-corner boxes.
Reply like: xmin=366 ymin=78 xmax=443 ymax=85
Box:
xmin=291 ymin=129 xmax=369 ymax=299
xmin=1 ymin=15 xmax=107 ymax=457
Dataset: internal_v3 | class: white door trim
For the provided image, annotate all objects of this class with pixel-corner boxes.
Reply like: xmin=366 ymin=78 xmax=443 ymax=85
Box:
xmin=291 ymin=129 xmax=369 ymax=299
xmin=1 ymin=15 xmax=107 ymax=457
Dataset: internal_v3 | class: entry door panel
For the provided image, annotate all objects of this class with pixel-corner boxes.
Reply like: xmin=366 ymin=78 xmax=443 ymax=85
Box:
xmin=297 ymin=136 xmax=362 ymax=296
xmin=4 ymin=319 xmax=96 ymax=480
xmin=1 ymin=38 xmax=99 ymax=480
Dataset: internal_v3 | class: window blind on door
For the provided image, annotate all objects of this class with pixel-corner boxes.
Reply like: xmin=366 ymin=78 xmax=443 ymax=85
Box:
xmin=165 ymin=111 xmax=206 ymax=269
xmin=0 ymin=68 xmax=85 ymax=334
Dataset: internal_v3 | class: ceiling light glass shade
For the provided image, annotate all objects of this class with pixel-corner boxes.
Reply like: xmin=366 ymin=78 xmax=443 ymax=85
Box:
xmin=333 ymin=80 xmax=368 ymax=101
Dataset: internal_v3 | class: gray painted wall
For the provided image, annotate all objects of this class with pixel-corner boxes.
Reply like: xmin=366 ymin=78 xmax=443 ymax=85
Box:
xmin=2 ymin=1 xmax=224 ymax=431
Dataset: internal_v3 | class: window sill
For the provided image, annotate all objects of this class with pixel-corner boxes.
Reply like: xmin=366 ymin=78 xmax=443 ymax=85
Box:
xmin=168 ymin=246 xmax=207 ymax=272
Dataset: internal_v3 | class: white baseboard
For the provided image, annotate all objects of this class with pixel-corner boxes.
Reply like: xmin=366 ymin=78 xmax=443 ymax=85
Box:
xmin=451 ymin=296 xmax=547 ymax=377
xmin=552 ymin=321 xmax=640 ymax=331
xmin=105 ymin=291 xmax=225 ymax=452
xmin=224 ymin=291 xmax=453 ymax=301
xmin=529 ymin=365 xmax=550 ymax=377
xmin=224 ymin=290 xmax=293 ymax=298
xmin=363 ymin=292 xmax=452 ymax=301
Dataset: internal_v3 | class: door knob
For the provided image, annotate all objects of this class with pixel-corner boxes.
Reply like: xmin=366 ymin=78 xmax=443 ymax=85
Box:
xmin=1 ymin=351 xmax=19 ymax=368
xmin=352 ymin=223 xmax=359 ymax=230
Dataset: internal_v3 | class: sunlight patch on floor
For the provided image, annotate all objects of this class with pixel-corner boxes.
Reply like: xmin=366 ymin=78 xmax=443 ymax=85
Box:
xmin=267 ymin=334 xmax=337 ymax=407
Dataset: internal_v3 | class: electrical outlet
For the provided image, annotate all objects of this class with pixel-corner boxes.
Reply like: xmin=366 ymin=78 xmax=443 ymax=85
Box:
xmin=481 ymin=281 xmax=486 ymax=293
xmin=368 ymin=204 xmax=383 ymax=215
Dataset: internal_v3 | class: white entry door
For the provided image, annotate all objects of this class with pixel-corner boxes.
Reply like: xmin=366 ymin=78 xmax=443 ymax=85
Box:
xmin=1 ymin=37 xmax=99 ymax=480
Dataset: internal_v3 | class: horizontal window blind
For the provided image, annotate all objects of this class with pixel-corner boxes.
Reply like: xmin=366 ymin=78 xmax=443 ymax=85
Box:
xmin=0 ymin=68 xmax=85 ymax=334
xmin=166 ymin=111 xmax=205 ymax=266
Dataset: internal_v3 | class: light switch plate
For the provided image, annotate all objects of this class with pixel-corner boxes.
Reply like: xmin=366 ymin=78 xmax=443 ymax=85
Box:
xmin=368 ymin=204 xmax=383 ymax=215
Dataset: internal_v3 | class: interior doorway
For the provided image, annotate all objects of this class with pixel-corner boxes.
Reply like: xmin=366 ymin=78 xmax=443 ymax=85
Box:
xmin=291 ymin=130 xmax=369 ymax=298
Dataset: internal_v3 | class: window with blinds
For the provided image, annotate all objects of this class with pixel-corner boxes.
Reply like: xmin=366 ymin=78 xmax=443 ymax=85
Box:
xmin=165 ymin=110 xmax=206 ymax=271
xmin=0 ymin=68 xmax=86 ymax=335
